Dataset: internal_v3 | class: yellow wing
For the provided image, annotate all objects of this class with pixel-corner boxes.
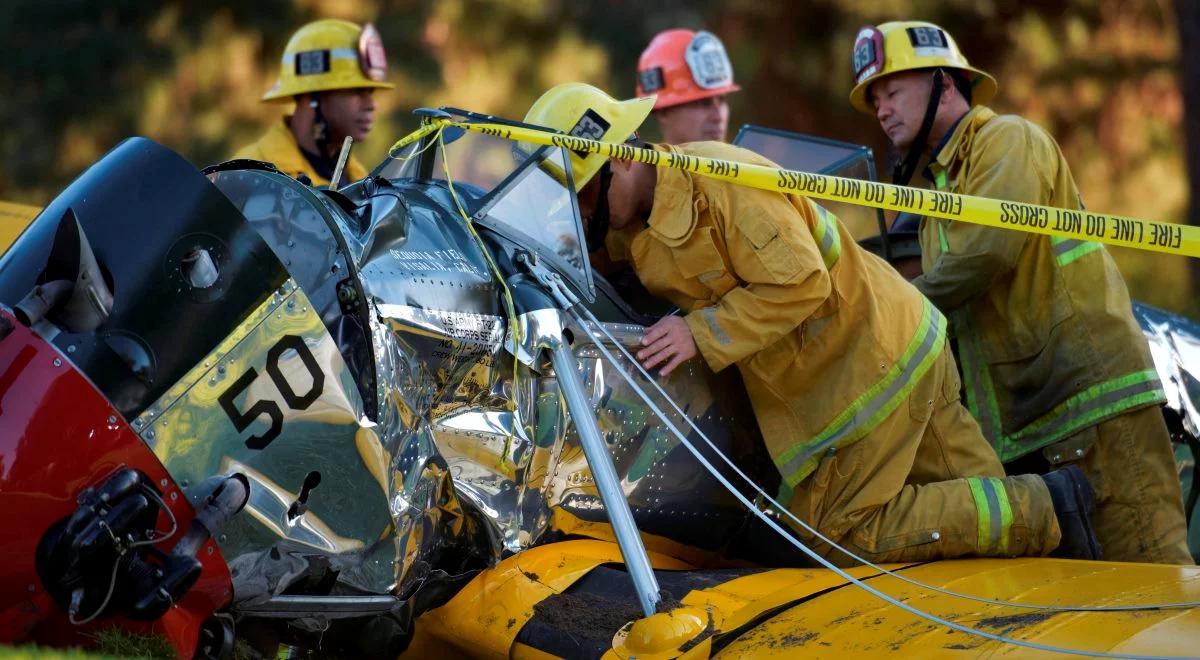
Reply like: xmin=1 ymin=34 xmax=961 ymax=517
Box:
xmin=405 ymin=539 xmax=1200 ymax=658
xmin=0 ymin=200 xmax=41 ymax=255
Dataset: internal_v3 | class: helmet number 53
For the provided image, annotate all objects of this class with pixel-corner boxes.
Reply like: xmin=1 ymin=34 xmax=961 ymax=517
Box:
xmin=217 ymin=334 xmax=326 ymax=450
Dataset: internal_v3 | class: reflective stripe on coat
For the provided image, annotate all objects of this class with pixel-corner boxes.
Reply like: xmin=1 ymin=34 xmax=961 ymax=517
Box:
xmin=913 ymin=106 xmax=1164 ymax=461
xmin=630 ymin=142 xmax=945 ymax=487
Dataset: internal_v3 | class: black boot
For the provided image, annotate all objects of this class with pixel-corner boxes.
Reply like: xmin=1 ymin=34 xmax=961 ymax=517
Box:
xmin=1041 ymin=464 xmax=1102 ymax=560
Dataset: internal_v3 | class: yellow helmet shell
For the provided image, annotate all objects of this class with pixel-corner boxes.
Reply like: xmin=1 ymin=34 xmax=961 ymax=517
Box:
xmin=848 ymin=21 xmax=996 ymax=114
xmin=523 ymin=83 xmax=656 ymax=190
xmin=262 ymin=19 xmax=395 ymax=103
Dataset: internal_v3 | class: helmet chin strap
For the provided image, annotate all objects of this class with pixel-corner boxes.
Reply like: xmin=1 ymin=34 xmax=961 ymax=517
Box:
xmin=309 ymin=93 xmax=331 ymax=158
xmin=891 ymin=68 xmax=945 ymax=187
xmin=586 ymin=163 xmax=613 ymax=248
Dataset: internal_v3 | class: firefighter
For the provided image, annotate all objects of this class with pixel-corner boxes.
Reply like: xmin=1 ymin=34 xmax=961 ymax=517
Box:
xmin=635 ymin=29 xmax=740 ymax=144
xmin=592 ymin=29 xmax=740 ymax=296
xmin=523 ymin=82 xmax=1106 ymax=565
xmin=234 ymin=19 xmax=393 ymax=187
xmin=850 ymin=21 xmax=1191 ymax=564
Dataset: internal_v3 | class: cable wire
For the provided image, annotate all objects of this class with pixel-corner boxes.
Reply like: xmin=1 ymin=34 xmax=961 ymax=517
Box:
xmin=571 ymin=308 xmax=1200 ymax=613
xmin=132 ymin=484 xmax=180 ymax=548
xmin=69 ymin=481 xmax=180 ymax=625
xmin=565 ymin=307 xmax=1197 ymax=658
xmin=437 ymin=131 xmax=525 ymax=462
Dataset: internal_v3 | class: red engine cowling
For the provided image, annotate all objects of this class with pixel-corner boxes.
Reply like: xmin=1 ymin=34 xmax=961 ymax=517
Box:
xmin=0 ymin=307 xmax=234 ymax=658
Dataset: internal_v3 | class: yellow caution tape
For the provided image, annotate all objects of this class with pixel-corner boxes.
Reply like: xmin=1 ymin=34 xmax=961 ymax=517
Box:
xmin=391 ymin=118 xmax=1200 ymax=259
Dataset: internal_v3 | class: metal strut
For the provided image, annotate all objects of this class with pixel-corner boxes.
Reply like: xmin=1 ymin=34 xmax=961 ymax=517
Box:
xmin=516 ymin=254 xmax=661 ymax=618
xmin=565 ymin=304 xmax=1199 ymax=659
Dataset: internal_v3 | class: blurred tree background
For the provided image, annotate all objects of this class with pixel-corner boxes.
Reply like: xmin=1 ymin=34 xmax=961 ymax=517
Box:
xmin=0 ymin=0 xmax=1194 ymax=313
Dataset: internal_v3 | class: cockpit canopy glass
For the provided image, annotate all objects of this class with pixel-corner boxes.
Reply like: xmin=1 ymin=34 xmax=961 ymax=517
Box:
xmin=475 ymin=146 xmax=591 ymax=295
xmin=377 ymin=111 xmax=594 ymax=301
xmin=377 ymin=120 xmax=518 ymax=201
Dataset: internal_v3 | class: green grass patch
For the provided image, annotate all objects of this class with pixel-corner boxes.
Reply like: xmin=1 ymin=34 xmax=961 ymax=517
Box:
xmin=1 ymin=627 xmax=174 ymax=659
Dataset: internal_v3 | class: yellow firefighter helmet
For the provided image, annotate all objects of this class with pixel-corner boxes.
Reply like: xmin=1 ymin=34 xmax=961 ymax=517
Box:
xmin=262 ymin=19 xmax=395 ymax=103
xmin=522 ymin=83 xmax=655 ymax=190
xmin=848 ymin=20 xmax=996 ymax=114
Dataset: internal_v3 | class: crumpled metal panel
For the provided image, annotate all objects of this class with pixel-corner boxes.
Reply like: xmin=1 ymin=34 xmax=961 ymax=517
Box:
xmin=371 ymin=299 xmax=770 ymax=561
xmin=138 ymin=281 xmax=400 ymax=601
xmin=365 ymin=305 xmax=480 ymax=595
xmin=365 ymin=297 xmax=772 ymax=561
xmin=1134 ymin=301 xmax=1200 ymax=437
xmin=377 ymin=304 xmax=505 ymax=347
xmin=390 ymin=301 xmax=767 ymax=560
xmin=372 ymin=300 xmax=536 ymax=556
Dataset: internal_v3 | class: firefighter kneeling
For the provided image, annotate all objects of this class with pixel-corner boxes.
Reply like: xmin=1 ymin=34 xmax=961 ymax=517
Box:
xmin=525 ymin=82 xmax=1100 ymax=564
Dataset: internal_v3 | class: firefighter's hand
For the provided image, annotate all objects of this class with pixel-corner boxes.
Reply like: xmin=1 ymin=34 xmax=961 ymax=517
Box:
xmin=637 ymin=316 xmax=697 ymax=377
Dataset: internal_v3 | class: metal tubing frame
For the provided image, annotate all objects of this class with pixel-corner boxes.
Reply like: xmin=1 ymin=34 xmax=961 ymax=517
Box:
xmin=237 ymin=595 xmax=400 ymax=619
xmin=549 ymin=342 xmax=661 ymax=617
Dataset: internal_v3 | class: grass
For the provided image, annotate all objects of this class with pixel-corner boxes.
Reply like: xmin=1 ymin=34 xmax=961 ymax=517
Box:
xmin=1 ymin=628 xmax=175 ymax=659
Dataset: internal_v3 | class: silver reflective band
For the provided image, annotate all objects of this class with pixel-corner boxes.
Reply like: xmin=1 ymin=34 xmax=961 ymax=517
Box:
xmin=281 ymin=47 xmax=359 ymax=67
xmin=1052 ymin=237 xmax=1088 ymax=256
xmin=702 ymin=306 xmax=732 ymax=346
xmin=979 ymin=477 xmax=1003 ymax=552
xmin=779 ymin=301 xmax=945 ymax=483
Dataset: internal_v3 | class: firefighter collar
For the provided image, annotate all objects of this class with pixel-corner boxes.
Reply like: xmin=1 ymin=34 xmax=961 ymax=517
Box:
xmin=646 ymin=145 xmax=698 ymax=246
xmin=259 ymin=119 xmax=315 ymax=176
xmin=255 ymin=119 xmax=366 ymax=185
xmin=931 ymin=112 xmax=968 ymax=162
xmin=930 ymin=105 xmax=996 ymax=175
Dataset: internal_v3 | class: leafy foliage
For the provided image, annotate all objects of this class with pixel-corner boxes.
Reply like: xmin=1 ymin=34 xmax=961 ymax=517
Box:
xmin=0 ymin=0 xmax=1191 ymax=311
